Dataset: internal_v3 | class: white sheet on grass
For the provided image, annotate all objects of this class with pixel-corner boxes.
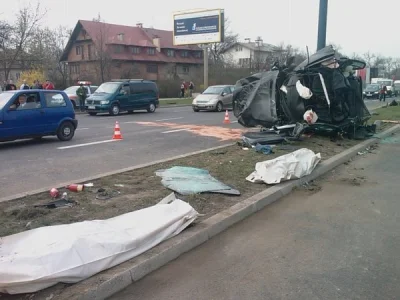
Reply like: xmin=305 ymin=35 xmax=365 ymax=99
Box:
xmin=246 ymin=148 xmax=321 ymax=184
xmin=0 ymin=193 xmax=198 ymax=294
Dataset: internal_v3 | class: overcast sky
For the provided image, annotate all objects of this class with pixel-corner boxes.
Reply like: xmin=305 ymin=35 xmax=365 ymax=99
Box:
xmin=4 ymin=0 xmax=400 ymax=57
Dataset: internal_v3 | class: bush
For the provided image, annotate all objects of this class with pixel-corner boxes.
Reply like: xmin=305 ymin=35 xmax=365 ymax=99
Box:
xmin=17 ymin=68 xmax=46 ymax=87
xmin=157 ymin=79 xmax=182 ymax=98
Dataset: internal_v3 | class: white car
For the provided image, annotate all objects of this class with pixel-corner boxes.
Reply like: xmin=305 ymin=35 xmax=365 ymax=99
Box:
xmin=64 ymin=81 xmax=98 ymax=108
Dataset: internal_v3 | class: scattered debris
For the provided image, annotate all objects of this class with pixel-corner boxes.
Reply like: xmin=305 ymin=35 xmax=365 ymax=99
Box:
xmin=49 ymin=188 xmax=59 ymax=199
xmin=247 ymin=148 xmax=321 ymax=184
xmin=95 ymin=189 xmax=121 ymax=200
xmin=34 ymin=199 xmax=77 ymax=209
xmin=389 ymin=100 xmax=398 ymax=106
xmin=255 ymin=144 xmax=274 ymax=155
xmin=156 ymin=166 xmax=240 ymax=196
xmin=114 ymin=184 xmax=125 ymax=187
xmin=84 ymin=183 xmax=94 ymax=187
xmin=66 ymin=184 xmax=84 ymax=192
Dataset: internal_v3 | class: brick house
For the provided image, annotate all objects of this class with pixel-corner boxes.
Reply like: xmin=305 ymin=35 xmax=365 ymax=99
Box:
xmin=60 ymin=20 xmax=204 ymax=85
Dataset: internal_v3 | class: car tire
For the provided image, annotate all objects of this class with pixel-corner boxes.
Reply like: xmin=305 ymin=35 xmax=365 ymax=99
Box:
xmin=147 ymin=103 xmax=156 ymax=113
xmin=88 ymin=112 xmax=97 ymax=116
xmin=57 ymin=121 xmax=75 ymax=141
xmin=193 ymin=107 xmax=200 ymax=112
xmin=215 ymin=101 xmax=223 ymax=112
xmin=110 ymin=104 xmax=120 ymax=116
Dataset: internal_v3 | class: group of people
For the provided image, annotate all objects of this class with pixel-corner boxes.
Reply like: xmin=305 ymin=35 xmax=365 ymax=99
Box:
xmin=1 ymin=79 xmax=55 ymax=92
xmin=180 ymin=81 xmax=195 ymax=98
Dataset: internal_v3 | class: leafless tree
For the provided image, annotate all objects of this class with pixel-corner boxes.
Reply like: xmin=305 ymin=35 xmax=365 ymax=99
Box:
xmin=0 ymin=2 xmax=46 ymax=80
xmin=208 ymin=17 xmax=238 ymax=65
xmin=92 ymin=14 xmax=112 ymax=82
xmin=363 ymin=51 xmax=376 ymax=67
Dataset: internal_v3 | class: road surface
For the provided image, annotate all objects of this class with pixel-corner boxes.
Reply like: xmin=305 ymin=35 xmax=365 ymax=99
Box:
xmin=0 ymin=107 xmax=241 ymax=199
xmin=112 ymin=140 xmax=400 ymax=300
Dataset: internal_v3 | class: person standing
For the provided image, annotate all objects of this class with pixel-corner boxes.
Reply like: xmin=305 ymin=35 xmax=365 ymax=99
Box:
xmin=44 ymin=80 xmax=55 ymax=90
xmin=189 ymin=81 xmax=194 ymax=97
xmin=380 ymin=85 xmax=387 ymax=102
xmin=76 ymin=83 xmax=87 ymax=112
xmin=20 ymin=80 xmax=30 ymax=90
xmin=180 ymin=82 xmax=185 ymax=98
xmin=5 ymin=80 xmax=17 ymax=91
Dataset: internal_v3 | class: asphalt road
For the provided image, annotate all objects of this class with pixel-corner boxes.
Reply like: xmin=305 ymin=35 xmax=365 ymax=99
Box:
xmin=0 ymin=106 xmax=242 ymax=199
xmin=112 ymin=139 xmax=400 ymax=300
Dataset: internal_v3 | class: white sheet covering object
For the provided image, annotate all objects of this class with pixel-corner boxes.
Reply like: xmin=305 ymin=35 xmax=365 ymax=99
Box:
xmin=246 ymin=148 xmax=321 ymax=184
xmin=0 ymin=193 xmax=198 ymax=295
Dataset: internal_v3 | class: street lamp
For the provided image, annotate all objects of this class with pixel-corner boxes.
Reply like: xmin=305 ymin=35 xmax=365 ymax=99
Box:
xmin=317 ymin=0 xmax=328 ymax=51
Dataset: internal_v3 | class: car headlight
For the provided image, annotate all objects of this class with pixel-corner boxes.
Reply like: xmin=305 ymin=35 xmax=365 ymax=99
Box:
xmin=374 ymin=91 xmax=379 ymax=94
xmin=100 ymin=100 xmax=109 ymax=105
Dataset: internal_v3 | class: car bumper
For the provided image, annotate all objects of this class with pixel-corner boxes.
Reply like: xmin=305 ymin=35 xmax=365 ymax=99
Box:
xmin=85 ymin=105 xmax=110 ymax=113
xmin=192 ymin=104 xmax=217 ymax=111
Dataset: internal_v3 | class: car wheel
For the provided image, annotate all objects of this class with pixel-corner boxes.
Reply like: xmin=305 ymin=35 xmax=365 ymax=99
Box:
xmin=215 ymin=101 xmax=223 ymax=112
xmin=147 ymin=103 xmax=156 ymax=113
xmin=193 ymin=107 xmax=200 ymax=112
xmin=110 ymin=104 xmax=120 ymax=116
xmin=57 ymin=121 xmax=75 ymax=141
xmin=88 ymin=112 xmax=97 ymax=116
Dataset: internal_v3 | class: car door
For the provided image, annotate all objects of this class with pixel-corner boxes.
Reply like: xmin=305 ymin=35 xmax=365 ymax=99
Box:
xmin=116 ymin=84 xmax=130 ymax=110
xmin=1 ymin=92 xmax=45 ymax=139
xmin=42 ymin=91 xmax=69 ymax=133
xmin=221 ymin=86 xmax=232 ymax=108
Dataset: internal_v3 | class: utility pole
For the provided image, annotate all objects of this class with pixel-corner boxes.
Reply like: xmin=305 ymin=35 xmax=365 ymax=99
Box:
xmin=203 ymin=46 xmax=209 ymax=89
xmin=317 ymin=0 xmax=328 ymax=51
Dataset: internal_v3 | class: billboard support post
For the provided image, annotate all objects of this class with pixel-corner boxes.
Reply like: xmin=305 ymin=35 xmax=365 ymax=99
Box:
xmin=203 ymin=46 xmax=209 ymax=89
xmin=317 ymin=0 xmax=328 ymax=51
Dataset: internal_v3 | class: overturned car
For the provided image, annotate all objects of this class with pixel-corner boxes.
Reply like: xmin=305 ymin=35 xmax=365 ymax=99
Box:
xmin=233 ymin=46 xmax=374 ymax=141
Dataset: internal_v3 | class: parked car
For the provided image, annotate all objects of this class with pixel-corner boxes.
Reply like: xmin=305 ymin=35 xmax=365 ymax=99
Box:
xmin=85 ymin=79 xmax=159 ymax=116
xmin=0 ymin=90 xmax=78 ymax=142
xmin=192 ymin=85 xmax=235 ymax=112
xmin=363 ymin=84 xmax=381 ymax=99
xmin=64 ymin=81 xmax=98 ymax=108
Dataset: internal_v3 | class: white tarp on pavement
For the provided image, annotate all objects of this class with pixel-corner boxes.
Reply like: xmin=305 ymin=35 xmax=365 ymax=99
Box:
xmin=0 ymin=193 xmax=198 ymax=294
xmin=246 ymin=148 xmax=321 ymax=184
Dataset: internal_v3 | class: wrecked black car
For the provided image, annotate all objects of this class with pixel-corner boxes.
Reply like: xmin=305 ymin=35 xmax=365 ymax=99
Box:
xmin=233 ymin=46 xmax=374 ymax=141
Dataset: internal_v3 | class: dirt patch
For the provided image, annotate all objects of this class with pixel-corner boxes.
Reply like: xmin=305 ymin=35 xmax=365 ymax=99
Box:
xmin=339 ymin=176 xmax=367 ymax=186
xmin=0 ymin=135 xmax=362 ymax=238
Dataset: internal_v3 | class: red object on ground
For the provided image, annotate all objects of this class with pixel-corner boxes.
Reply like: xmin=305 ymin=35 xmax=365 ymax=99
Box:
xmin=66 ymin=184 xmax=84 ymax=192
xmin=50 ymin=188 xmax=59 ymax=198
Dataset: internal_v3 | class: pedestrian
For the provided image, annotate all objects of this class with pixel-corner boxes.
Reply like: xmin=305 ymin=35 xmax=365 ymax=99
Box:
xmin=380 ymin=85 xmax=387 ymax=102
xmin=44 ymin=80 xmax=55 ymax=90
xmin=189 ymin=81 xmax=194 ymax=97
xmin=20 ymin=80 xmax=30 ymax=90
xmin=2 ymin=81 xmax=7 ymax=91
xmin=180 ymin=82 xmax=185 ymax=98
xmin=5 ymin=79 xmax=17 ymax=91
xmin=32 ymin=80 xmax=43 ymax=89
xmin=76 ymin=83 xmax=87 ymax=112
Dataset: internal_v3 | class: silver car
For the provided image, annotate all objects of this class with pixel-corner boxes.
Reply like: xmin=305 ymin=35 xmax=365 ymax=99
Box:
xmin=192 ymin=85 xmax=235 ymax=112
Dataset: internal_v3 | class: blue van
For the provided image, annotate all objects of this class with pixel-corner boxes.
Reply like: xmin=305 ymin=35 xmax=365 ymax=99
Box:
xmin=85 ymin=79 xmax=159 ymax=116
xmin=0 ymin=90 xmax=78 ymax=142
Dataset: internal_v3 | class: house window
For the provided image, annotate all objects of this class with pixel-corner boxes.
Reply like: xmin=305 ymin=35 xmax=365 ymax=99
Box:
xmin=236 ymin=46 xmax=243 ymax=52
xmin=181 ymin=51 xmax=189 ymax=58
xmin=166 ymin=49 xmax=175 ymax=57
xmin=117 ymin=33 xmax=124 ymax=41
xmin=193 ymin=51 xmax=202 ymax=58
xmin=76 ymin=46 xmax=82 ymax=55
xmin=132 ymin=47 xmax=140 ymax=54
xmin=147 ymin=48 xmax=155 ymax=55
xmin=70 ymin=65 xmax=80 ymax=74
xmin=182 ymin=66 xmax=189 ymax=73
xmin=147 ymin=64 xmax=158 ymax=73
xmin=114 ymin=45 xmax=123 ymax=53
xmin=88 ymin=44 xmax=92 ymax=60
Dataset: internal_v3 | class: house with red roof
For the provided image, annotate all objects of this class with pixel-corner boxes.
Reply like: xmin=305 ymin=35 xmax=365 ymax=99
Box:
xmin=60 ymin=20 xmax=204 ymax=84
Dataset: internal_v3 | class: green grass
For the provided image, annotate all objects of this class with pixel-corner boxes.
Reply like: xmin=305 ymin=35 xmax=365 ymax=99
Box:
xmin=369 ymin=105 xmax=400 ymax=123
xmin=159 ymin=98 xmax=193 ymax=106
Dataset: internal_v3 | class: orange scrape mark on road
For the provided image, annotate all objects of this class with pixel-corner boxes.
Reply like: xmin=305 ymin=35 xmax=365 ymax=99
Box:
xmin=135 ymin=122 xmax=245 ymax=141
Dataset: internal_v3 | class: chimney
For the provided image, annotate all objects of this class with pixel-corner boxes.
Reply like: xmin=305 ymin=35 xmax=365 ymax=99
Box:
xmin=136 ymin=22 xmax=143 ymax=28
xmin=153 ymin=35 xmax=160 ymax=52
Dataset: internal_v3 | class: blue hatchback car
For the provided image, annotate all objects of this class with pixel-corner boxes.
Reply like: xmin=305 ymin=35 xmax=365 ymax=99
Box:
xmin=0 ymin=90 xmax=78 ymax=142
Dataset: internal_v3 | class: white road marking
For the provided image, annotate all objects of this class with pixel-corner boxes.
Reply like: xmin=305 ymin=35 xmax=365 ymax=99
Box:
xmin=162 ymin=128 xmax=190 ymax=134
xmin=231 ymin=121 xmax=238 ymax=123
xmin=57 ymin=139 xmax=118 ymax=150
xmin=76 ymin=127 xmax=89 ymax=130
xmin=155 ymin=117 xmax=184 ymax=122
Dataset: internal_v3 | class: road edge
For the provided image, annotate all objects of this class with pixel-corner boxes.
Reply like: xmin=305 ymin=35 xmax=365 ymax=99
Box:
xmin=45 ymin=124 xmax=399 ymax=300
xmin=0 ymin=143 xmax=235 ymax=203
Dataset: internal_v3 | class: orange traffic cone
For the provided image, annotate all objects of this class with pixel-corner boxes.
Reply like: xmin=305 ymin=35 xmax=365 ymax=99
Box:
xmin=223 ymin=110 xmax=230 ymax=124
xmin=112 ymin=121 xmax=123 ymax=140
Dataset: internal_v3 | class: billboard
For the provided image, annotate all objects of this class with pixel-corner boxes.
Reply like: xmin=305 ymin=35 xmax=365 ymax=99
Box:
xmin=173 ymin=9 xmax=224 ymax=45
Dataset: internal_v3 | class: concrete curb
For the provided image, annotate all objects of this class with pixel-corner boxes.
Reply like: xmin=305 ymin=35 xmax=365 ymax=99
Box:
xmin=73 ymin=104 xmax=192 ymax=115
xmin=0 ymin=143 xmax=235 ymax=203
xmin=41 ymin=125 xmax=399 ymax=300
